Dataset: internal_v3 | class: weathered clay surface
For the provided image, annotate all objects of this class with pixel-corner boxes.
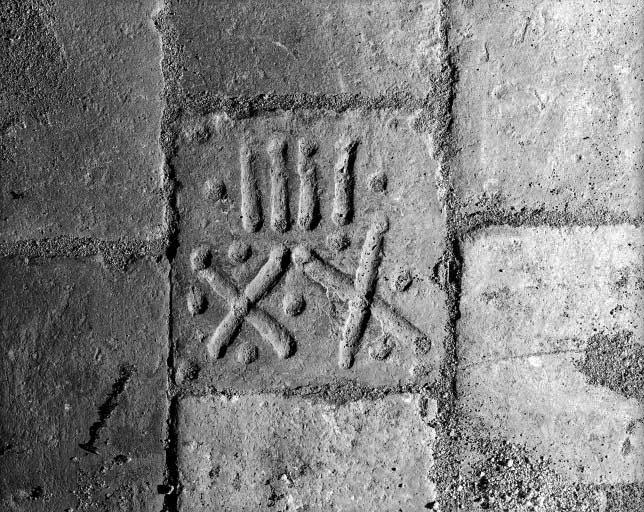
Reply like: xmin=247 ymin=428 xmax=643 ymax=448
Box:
xmin=0 ymin=258 xmax=168 ymax=511
xmin=451 ymin=0 xmax=644 ymax=221
xmin=458 ymin=226 xmax=644 ymax=486
xmin=0 ymin=0 xmax=164 ymax=240
xmin=172 ymin=111 xmax=447 ymax=391
xmin=177 ymin=393 xmax=437 ymax=511
xmin=166 ymin=0 xmax=444 ymax=99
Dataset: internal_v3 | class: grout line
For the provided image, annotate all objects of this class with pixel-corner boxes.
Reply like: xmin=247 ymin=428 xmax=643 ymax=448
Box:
xmin=0 ymin=236 xmax=166 ymax=269
xmin=181 ymin=91 xmax=429 ymax=118
xmin=161 ymin=264 xmax=180 ymax=509
xmin=431 ymin=1 xmax=463 ymax=510
xmin=154 ymin=2 xmax=182 ymax=511
xmin=172 ymin=381 xmax=443 ymax=404
xmin=455 ymin=209 xmax=643 ymax=238
xmin=162 ymin=394 xmax=181 ymax=512
xmin=161 ymin=265 xmax=181 ymax=512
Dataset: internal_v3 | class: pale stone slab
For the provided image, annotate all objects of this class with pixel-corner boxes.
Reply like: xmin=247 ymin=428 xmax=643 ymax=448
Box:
xmin=0 ymin=258 xmax=168 ymax=511
xmin=177 ymin=393 xmax=437 ymax=511
xmin=167 ymin=0 xmax=444 ymax=98
xmin=458 ymin=226 xmax=644 ymax=484
xmin=0 ymin=0 xmax=164 ymax=240
xmin=451 ymin=0 xmax=644 ymax=218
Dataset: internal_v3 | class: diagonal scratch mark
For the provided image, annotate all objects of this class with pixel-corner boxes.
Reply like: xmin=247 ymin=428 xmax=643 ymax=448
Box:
xmin=79 ymin=364 xmax=135 ymax=455
xmin=459 ymin=348 xmax=585 ymax=370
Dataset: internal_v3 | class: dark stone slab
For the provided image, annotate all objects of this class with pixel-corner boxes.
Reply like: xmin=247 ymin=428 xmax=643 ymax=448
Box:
xmin=0 ymin=0 xmax=164 ymax=240
xmin=0 ymin=257 xmax=168 ymax=511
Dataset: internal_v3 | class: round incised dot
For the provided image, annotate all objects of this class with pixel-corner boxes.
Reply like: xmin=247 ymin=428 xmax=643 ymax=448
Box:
xmin=190 ymin=245 xmax=212 ymax=271
xmin=236 ymin=343 xmax=258 ymax=365
xmin=386 ymin=117 xmax=399 ymax=131
xmin=368 ymin=172 xmax=388 ymax=193
xmin=187 ymin=286 xmax=207 ymax=316
xmin=372 ymin=212 xmax=389 ymax=234
xmin=228 ymin=240 xmax=251 ymax=263
xmin=203 ymin=178 xmax=227 ymax=201
xmin=368 ymin=334 xmax=394 ymax=361
xmin=326 ymin=232 xmax=350 ymax=252
xmin=283 ymin=292 xmax=305 ymax=316
xmin=390 ymin=267 xmax=413 ymax=292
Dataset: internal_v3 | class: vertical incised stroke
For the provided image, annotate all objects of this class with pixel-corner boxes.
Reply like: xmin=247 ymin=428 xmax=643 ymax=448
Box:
xmin=332 ymin=138 xmax=358 ymax=226
xmin=240 ymin=143 xmax=262 ymax=232
xmin=338 ymin=213 xmax=389 ymax=369
xmin=267 ymin=136 xmax=289 ymax=233
xmin=296 ymin=138 xmax=319 ymax=230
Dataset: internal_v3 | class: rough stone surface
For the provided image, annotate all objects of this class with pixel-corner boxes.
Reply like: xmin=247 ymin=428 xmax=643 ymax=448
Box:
xmin=2 ymin=1 xmax=643 ymax=510
xmin=172 ymin=111 xmax=446 ymax=391
xmin=451 ymin=0 xmax=644 ymax=221
xmin=0 ymin=0 xmax=164 ymax=240
xmin=0 ymin=258 xmax=168 ymax=511
xmin=458 ymin=226 xmax=644 ymax=491
xmin=166 ymin=0 xmax=444 ymax=99
xmin=177 ymin=393 xmax=437 ymax=511
xmin=454 ymin=438 xmax=644 ymax=511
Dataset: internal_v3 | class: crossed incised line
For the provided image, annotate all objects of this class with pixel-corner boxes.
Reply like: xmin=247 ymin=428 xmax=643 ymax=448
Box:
xmin=191 ymin=244 xmax=293 ymax=360
xmin=191 ymin=214 xmax=428 ymax=369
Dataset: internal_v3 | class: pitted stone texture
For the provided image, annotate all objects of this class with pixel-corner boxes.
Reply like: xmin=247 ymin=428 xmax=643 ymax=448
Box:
xmin=458 ymin=226 xmax=644 ymax=485
xmin=0 ymin=259 xmax=168 ymax=511
xmin=0 ymin=0 xmax=164 ymax=240
xmin=166 ymin=0 xmax=444 ymax=98
xmin=451 ymin=0 xmax=644 ymax=219
xmin=172 ymin=111 xmax=446 ymax=390
xmin=177 ymin=394 xmax=437 ymax=511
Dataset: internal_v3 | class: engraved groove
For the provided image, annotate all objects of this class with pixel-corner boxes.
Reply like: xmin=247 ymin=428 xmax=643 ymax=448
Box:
xmin=293 ymin=244 xmax=428 ymax=362
xmin=239 ymin=143 xmax=262 ymax=232
xmin=296 ymin=139 xmax=319 ymax=231
xmin=332 ymin=138 xmax=359 ymax=226
xmin=267 ymin=136 xmax=289 ymax=233
xmin=194 ymin=246 xmax=293 ymax=360
xmin=353 ymin=214 xmax=389 ymax=297
xmin=207 ymin=246 xmax=286 ymax=356
xmin=370 ymin=296 xmax=426 ymax=350
xmin=244 ymin=245 xmax=288 ymax=302
xmin=339 ymin=214 xmax=389 ymax=368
